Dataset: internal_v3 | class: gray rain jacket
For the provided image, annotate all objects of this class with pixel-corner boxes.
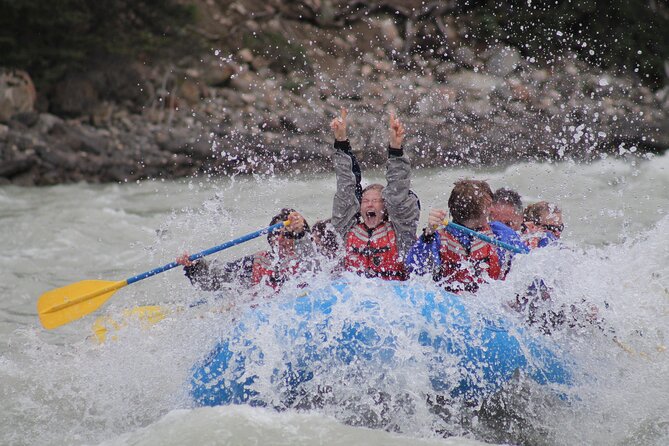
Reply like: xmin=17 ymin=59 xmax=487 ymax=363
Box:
xmin=330 ymin=140 xmax=420 ymax=260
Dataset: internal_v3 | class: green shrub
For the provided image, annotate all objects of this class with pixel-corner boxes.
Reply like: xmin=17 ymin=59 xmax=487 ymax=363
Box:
xmin=0 ymin=0 xmax=198 ymax=88
xmin=242 ymin=31 xmax=310 ymax=74
xmin=467 ymin=0 xmax=669 ymax=87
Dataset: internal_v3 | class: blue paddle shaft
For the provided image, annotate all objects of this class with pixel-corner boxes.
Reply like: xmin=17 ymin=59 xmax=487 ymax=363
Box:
xmin=445 ymin=221 xmax=530 ymax=254
xmin=126 ymin=222 xmax=286 ymax=285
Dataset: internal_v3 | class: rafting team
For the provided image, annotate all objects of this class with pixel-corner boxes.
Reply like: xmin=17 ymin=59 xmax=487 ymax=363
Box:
xmin=176 ymin=110 xmax=564 ymax=301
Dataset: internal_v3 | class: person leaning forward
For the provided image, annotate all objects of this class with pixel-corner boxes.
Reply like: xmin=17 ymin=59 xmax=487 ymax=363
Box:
xmin=406 ymin=180 xmax=520 ymax=293
xmin=521 ymin=201 xmax=563 ymax=249
xmin=329 ymin=109 xmax=420 ymax=280
xmin=176 ymin=209 xmax=315 ymax=292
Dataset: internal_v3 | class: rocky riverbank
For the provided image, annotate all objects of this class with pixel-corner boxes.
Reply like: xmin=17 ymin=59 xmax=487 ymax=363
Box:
xmin=1 ymin=2 xmax=668 ymax=186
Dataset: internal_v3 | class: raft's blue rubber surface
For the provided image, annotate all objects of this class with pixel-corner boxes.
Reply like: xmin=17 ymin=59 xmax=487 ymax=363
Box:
xmin=190 ymin=281 xmax=572 ymax=407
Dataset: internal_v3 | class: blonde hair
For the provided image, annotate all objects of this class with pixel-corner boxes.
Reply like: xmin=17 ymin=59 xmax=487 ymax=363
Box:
xmin=362 ymin=183 xmax=384 ymax=196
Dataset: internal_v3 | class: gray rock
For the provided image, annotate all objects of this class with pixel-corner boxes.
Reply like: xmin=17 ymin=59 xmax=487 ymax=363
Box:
xmin=12 ymin=111 xmax=40 ymax=127
xmin=332 ymin=77 xmax=366 ymax=100
xmin=433 ymin=62 xmax=458 ymax=83
xmin=368 ymin=18 xmax=404 ymax=55
xmin=413 ymin=90 xmax=453 ymax=116
xmin=0 ymin=69 xmax=36 ymax=122
xmin=229 ymin=70 xmax=263 ymax=94
xmin=655 ymin=86 xmax=669 ymax=111
xmin=156 ymin=129 xmax=193 ymax=155
xmin=1 ymin=34 xmax=667 ymax=185
xmin=36 ymin=144 xmax=80 ymax=169
xmin=446 ymin=71 xmax=506 ymax=99
xmin=453 ymin=47 xmax=481 ymax=70
xmin=48 ymin=123 xmax=109 ymax=155
xmin=203 ymin=62 xmax=237 ymax=87
xmin=189 ymin=138 xmax=215 ymax=159
xmin=0 ymin=155 xmax=36 ymax=178
xmin=485 ymin=46 xmax=522 ymax=77
xmin=50 ymin=74 xmax=99 ymax=116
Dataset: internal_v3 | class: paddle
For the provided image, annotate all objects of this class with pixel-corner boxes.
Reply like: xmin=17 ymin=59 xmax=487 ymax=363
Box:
xmin=37 ymin=221 xmax=290 ymax=330
xmin=443 ymin=219 xmax=530 ymax=254
xmin=91 ymin=305 xmax=168 ymax=343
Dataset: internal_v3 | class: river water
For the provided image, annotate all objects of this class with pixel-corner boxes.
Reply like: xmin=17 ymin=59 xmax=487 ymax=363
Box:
xmin=1 ymin=154 xmax=668 ymax=445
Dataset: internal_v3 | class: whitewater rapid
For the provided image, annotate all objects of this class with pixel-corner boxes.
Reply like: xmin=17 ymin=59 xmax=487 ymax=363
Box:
xmin=1 ymin=154 xmax=667 ymax=445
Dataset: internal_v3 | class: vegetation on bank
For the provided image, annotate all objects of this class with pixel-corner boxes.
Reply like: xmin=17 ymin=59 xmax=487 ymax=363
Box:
xmin=468 ymin=0 xmax=669 ymax=88
xmin=0 ymin=0 xmax=667 ymax=96
xmin=0 ymin=1 xmax=667 ymax=186
xmin=0 ymin=0 xmax=199 ymax=88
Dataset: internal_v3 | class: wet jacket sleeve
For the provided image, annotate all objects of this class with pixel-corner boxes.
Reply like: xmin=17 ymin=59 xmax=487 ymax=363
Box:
xmin=406 ymin=231 xmax=442 ymax=275
xmin=489 ymin=221 xmax=528 ymax=277
xmin=183 ymin=255 xmax=255 ymax=291
xmin=384 ymin=146 xmax=420 ymax=258
xmin=331 ymin=140 xmax=362 ymax=238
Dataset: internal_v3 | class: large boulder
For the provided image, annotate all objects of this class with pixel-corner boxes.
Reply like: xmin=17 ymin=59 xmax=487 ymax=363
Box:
xmin=0 ymin=69 xmax=37 ymax=122
xmin=50 ymin=74 xmax=99 ymax=117
xmin=444 ymin=70 xmax=507 ymax=99
xmin=485 ymin=46 xmax=523 ymax=77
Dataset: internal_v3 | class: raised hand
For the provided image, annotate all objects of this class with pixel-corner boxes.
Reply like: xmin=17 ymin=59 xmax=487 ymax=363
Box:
xmin=330 ymin=108 xmax=348 ymax=141
xmin=176 ymin=251 xmax=194 ymax=267
xmin=389 ymin=111 xmax=405 ymax=149
xmin=425 ymin=208 xmax=448 ymax=236
xmin=286 ymin=211 xmax=306 ymax=235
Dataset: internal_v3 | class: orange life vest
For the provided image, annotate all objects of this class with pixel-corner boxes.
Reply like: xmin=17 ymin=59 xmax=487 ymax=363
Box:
xmin=436 ymin=227 xmax=502 ymax=293
xmin=251 ymin=250 xmax=301 ymax=290
xmin=344 ymin=222 xmax=406 ymax=280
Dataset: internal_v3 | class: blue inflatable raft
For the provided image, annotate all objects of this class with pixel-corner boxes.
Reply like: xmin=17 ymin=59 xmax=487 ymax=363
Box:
xmin=190 ymin=280 xmax=572 ymax=407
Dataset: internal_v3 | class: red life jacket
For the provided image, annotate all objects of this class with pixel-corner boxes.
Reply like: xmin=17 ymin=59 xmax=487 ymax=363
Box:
xmin=436 ymin=227 xmax=502 ymax=293
xmin=520 ymin=224 xmax=559 ymax=250
xmin=251 ymin=250 xmax=301 ymax=290
xmin=522 ymin=230 xmax=557 ymax=250
xmin=344 ymin=222 xmax=407 ymax=280
xmin=522 ymin=232 xmax=543 ymax=250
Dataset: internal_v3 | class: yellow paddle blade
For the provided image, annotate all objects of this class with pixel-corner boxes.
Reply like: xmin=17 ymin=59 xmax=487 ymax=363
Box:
xmin=37 ymin=280 xmax=127 ymax=330
xmin=92 ymin=305 xmax=168 ymax=344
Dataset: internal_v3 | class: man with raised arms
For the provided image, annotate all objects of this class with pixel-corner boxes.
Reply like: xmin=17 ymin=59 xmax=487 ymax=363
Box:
xmin=330 ymin=109 xmax=420 ymax=280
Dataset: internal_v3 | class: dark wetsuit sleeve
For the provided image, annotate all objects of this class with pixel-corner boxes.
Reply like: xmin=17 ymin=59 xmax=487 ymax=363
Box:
xmin=383 ymin=146 xmax=420 ymax=259
xmin=332 ymin=140 xmax=361 ymax=238
xmin=184 ymin=255 xmax=255 ymax=291
xmin=489 ymin=221 xmax=529 ymax=278
xmin=337 ymin=139 xmax=363 ymax=203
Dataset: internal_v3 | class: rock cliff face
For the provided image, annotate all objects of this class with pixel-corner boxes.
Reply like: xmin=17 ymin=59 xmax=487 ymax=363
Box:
xmin=1 ymin=0 xmax=667 ymax=185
